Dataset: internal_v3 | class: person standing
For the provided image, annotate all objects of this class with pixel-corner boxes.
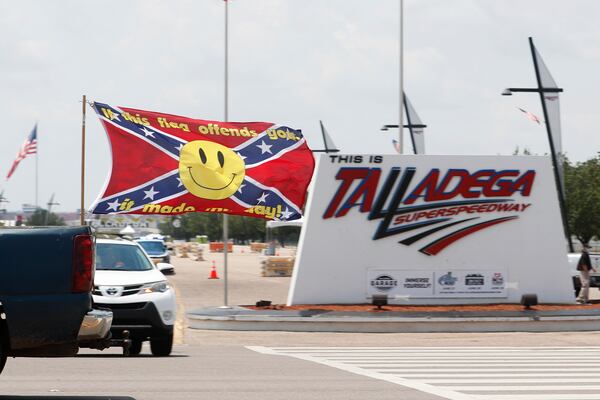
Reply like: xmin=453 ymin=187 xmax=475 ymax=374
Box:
xmin=577 ymin=245 xmax=596 ymax=304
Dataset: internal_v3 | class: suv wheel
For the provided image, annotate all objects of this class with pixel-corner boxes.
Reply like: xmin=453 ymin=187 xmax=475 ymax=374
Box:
xmin=150 ymin=334 xmax=173 ymax=356
xmin=129 ymin=339 xmax=143 ymax=356
xmin=0 ymin=332 xmax=7 ymax=375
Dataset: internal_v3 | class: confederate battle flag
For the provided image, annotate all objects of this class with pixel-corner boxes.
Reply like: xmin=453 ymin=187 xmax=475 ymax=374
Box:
xmin=90 ymin=103 xmax=315 ymax=221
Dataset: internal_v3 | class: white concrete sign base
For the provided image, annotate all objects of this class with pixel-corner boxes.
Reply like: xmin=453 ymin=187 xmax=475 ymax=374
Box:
xmin=287 ymin=154 xmax=574 ymax=305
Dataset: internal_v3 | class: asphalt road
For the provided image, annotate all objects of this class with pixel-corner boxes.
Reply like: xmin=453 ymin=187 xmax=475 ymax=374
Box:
xmin=1 ymin=245 xmax=599 ymax=400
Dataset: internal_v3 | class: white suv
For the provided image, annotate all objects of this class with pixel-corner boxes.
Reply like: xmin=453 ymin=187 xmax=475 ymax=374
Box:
xmin=135 ymin=238 xmax=173 ymax=273
xmin=93 ymin=237 xmax=177 ymax=356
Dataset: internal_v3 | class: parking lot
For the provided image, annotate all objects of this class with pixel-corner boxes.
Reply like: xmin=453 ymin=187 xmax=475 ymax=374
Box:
xmin=2 ymin=245 xmax=600 ymax=400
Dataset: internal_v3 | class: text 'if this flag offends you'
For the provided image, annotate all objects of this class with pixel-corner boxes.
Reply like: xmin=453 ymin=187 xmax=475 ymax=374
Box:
xmin=89 ymin=103 xmax=315 ymax=221
xmin=6 ymin=124 xmax=37 ymax=180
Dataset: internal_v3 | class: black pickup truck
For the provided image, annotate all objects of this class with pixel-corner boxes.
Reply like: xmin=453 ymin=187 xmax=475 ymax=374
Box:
xmin=0 ymin=226 xmax=114 ymax=374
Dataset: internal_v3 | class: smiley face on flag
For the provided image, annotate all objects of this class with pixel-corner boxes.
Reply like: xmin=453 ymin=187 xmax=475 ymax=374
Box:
xmin=89 ymin=102 xmax=315 ymax=221
xmin=178 ymin=140 xmax=246 ymax=200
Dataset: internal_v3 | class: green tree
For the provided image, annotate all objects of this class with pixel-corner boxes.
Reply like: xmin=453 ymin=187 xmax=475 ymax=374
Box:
xmin=564 ymin=156 xmax=600 ymax=245
xmin=228 ymin=215 xmax=266 ymax=242
xmin=26 ymin=209 xmax=66 ymax=226
xmin=512 ymin=146 xmax=534 ymax=155
xmin=272 ymin=226 xmax=301 ymax=246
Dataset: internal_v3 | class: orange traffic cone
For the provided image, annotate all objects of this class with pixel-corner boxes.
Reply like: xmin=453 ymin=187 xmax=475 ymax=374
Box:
xmin=208 ymin=261 xmax=219 ymax=279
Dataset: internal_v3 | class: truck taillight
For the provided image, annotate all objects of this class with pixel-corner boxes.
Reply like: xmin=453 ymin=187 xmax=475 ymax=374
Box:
xmin=72 ymin=234 xmax=94 ymax=293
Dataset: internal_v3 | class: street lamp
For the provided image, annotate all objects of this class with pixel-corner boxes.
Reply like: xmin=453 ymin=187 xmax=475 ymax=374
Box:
xmin=502 ymin=37 xmax=573 ymax=252
xmin=382 ymin=92 xmax=427 ymax=154
xmin=380 ymin=121 xmax=427 ymax=154
xmin=381 ymin=124 xmax=398 ymax=131
xmin=44 ymin=193 xmax=60 ymax=226
xmin=502 ymin=87 xmax=563 ymax=96
xmin=381 ymin=123 xmax=427 ymax=131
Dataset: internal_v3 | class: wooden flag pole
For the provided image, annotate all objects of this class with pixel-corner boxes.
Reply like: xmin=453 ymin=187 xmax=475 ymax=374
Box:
xmin=80 ymin=95 xmax=87 ymax=226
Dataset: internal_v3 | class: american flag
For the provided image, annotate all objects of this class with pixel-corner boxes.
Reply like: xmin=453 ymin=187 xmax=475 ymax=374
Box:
xmin=6 ymin=125 xmax=37 ymax=180
xmin=517 ymin=107 xmax=541 ymax=125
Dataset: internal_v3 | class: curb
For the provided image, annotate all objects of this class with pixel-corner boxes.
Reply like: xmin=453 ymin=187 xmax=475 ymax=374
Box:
xmin=187 ymin=308 xmax=600 ymax=333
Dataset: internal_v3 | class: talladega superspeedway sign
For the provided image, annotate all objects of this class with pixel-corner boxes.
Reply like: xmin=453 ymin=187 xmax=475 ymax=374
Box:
xmin=287 ymin=154 xmax=574 ymax=305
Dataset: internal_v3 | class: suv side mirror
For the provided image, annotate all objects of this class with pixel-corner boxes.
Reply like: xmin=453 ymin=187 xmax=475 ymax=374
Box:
xmin=156 ymin=262 xmax=175 ymax=275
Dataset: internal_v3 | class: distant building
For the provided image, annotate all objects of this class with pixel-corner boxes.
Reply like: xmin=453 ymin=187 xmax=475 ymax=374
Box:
xmin=1 ymin=209 xmax=166 ymax=236
xmin=86 ymin=214 xmax=164 ymax=236
xmin=21 ymin=204 xmax=38 ymax=214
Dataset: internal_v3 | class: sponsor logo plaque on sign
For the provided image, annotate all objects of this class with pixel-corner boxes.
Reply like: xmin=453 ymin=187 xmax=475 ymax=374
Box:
xmin=367 ymin=269 xmax=434 ymax=298
xmin=434 ymin=270 xmax=507 ymax=298
xmin=367 ymin=269 xmax=506 ymax=299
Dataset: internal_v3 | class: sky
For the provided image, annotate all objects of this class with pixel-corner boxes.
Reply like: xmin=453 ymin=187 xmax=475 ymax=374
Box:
xmin=1 ymin=0 xmax=600 ymax=212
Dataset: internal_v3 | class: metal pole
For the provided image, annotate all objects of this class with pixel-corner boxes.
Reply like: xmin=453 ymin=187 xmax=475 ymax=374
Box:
xmin=80 ymin=95 xmax=86 ymax=226
xmin=222 ymin=0 xmax=230 ymax=308
xmin=528 ymin=37 xmax=573 ymax=252
xmin=398 ymin=0 xmax=404 ymax=154
xmin=35 ymin=124 xmax=38 ymax=209
xmin=403 ymin=93 xmax=417 ymax=154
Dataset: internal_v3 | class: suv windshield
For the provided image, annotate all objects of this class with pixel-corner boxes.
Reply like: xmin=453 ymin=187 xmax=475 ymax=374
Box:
xmin=137 ymin=241 xmax=166 ymax=255
xmin=96 ymin=243 xmax=155 ymax=271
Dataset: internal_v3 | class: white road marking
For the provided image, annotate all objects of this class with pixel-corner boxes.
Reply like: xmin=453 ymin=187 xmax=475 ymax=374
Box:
xmin=247 ymin=346 xmax=600 ymax=400
xmin=480 ymin=396 xmax=600 ymax=400
xmin=170 ymin=280 xmax=186 ymax=345
xmin=248 ymin=346 xmax=474 ymax=400
xmin=424 ymin=378 xmax=600 ymax=383
xmin=373 ymin=368 xmax=600 ymax=372
xmin=440 ymin=385 xmax=600 ymax=391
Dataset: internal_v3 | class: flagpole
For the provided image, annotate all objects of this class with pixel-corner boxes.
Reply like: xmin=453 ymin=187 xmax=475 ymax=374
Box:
xmin=398 ymin=0 xmax=404 ymax=154
xmin=528 ymin=37 xmax=573 ymax=252
xmin=35 ymin=123 xmax=38 ymax=209
xmin=222 ymin=0 xmax=230 ymax=308
xmin=403 ymin=93 xmax=416 ymax=154
xmin=80 ymin=94 xmax=87 ymax=226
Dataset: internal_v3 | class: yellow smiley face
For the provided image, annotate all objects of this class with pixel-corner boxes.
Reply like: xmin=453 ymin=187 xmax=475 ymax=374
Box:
xmin=178 ymin=140 xmax=245 ymax=200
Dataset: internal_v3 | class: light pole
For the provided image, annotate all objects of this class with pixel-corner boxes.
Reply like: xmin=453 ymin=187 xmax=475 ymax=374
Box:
xmin=44 ymin=193 xmax=59 ymax=226
xmin=398 ymin=0 xmax=404 ymax=155
xmin=381 ymin=122 xmax=426 ymax=155
xmin=381 ymin=93 xmax=427 ymax=155
xmin=502 ymin=37 xmax=573 ymax=252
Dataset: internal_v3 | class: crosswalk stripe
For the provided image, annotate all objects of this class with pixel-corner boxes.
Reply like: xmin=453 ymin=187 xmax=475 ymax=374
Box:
xmin=479 ymin=395 xmax=600 ymax=400
xmin=422 ymin=378 xmax=600 ymax=384
xmin=376 ymin=368 xmax=600 ymax=372
xmin=391 ymin=373 xmax=600 ymax=378
xmin=247 ymin=346 xmax=473 ymax=400
xmin=247 ymin=346 xmax=600 ymax=400
xmin=300 ymin=353 xmax=600 ymax=358
xmin=358 ymin=363 xmax=600 ymax=367
xmin=267 ymin=347 xmax=600 ymax=350
xmin=338 ymin=356 xmax=600 ymax=363
xmin=439 ymin=385 xmax=600 ymax=391
xmin=350 ymin=361 xmax=600 ymax=365
xmin=341 ymin=356 xmax=600 ymax=361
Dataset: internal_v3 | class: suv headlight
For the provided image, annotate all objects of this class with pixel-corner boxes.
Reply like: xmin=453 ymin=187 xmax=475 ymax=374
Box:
xmin=140 ymin=281 xmax=170 ymax=294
